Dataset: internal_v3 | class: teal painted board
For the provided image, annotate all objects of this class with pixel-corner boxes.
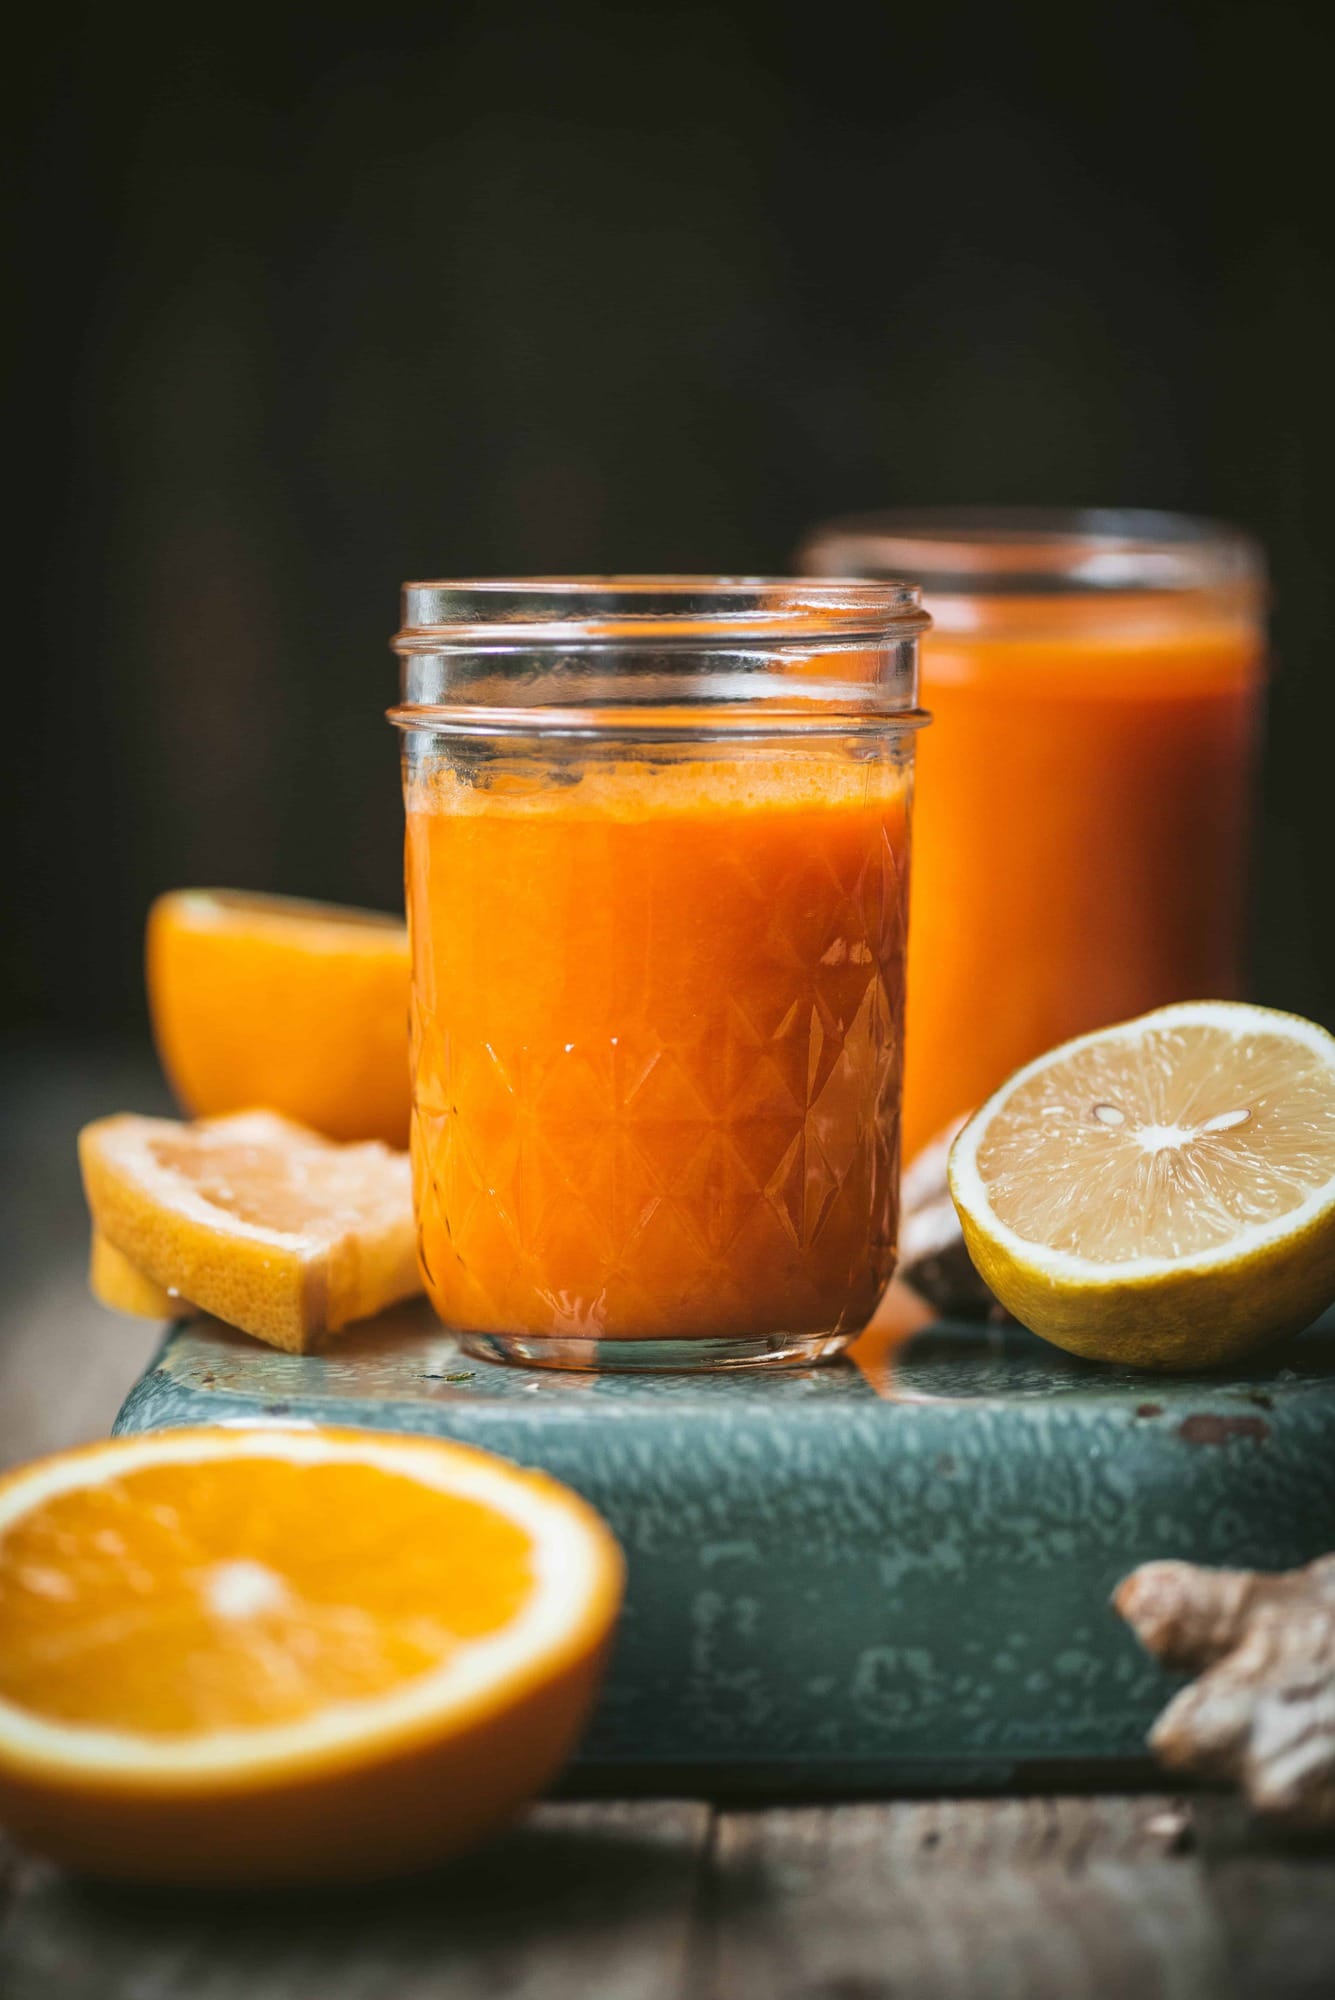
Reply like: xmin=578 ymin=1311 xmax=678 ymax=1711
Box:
xmin=114 ymin=1303 xmax=1335 ymax=1791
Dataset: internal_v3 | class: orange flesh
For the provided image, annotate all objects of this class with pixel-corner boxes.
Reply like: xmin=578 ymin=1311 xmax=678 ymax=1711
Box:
xmin=978 ymin=1023 xmax=1335 ymax=1262
xmin=0 ymin=1460 xmax=533 ymax=1734
xmin=148 ymin=893 xmax=412 ymax=1149
xmin=148 ymin=1129 xmax=404 ymax=1240
xmin=904 ymin=604 xmax=1263 ymax=1160
xmin=79 ymin=1112 xmax=420 ymax=1350
xmin=406 ymin=755 xmax=912 ymax=1342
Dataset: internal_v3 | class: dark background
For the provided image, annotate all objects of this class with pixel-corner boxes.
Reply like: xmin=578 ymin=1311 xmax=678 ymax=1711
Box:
xmin=8 ymin=0 xmax=1335 ymax=1047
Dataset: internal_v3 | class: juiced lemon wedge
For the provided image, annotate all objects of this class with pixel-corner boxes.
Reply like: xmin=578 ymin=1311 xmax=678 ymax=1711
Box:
xmin=79 ymin=1110 xmax=421 ymax=1351
xmin=948 ymin=1002 xmax=1335 ymax=1369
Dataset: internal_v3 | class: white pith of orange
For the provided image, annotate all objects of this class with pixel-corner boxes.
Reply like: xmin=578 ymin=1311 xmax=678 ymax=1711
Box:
xmin=0 ymin=1428 xmax=624 ymax=1883
xmin=0 ymin=1432 xmax=602 ymax=1777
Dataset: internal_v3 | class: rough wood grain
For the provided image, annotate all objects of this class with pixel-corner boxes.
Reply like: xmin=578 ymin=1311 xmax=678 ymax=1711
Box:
xmin=708 ymin=1797 xmax=1231 ymax=2000
xmin=2 ymin=1777 xmax=1335 ymax=1996
xmin=0 ymin=1803 xmax=711 ymax=2000
xmin=1194 ymin=1795 xmax=1335 ymax=2000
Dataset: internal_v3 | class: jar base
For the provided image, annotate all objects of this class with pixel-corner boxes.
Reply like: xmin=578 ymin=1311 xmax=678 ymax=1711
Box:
xmin=457 ymin=1330 xmax=856 ymax=1373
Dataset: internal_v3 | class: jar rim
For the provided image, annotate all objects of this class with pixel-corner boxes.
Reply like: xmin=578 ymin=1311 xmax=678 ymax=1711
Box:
xmin=797 ymin=508 xmax=1265 ymax=597
xmin=393 ymin=575 xmax=929 ymax=651
xmin=387 ymin=700 xmax=933 ymax=739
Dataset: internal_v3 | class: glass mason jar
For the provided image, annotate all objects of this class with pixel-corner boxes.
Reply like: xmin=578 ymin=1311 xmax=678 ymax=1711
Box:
xmin=798 ymin=509 xmax=1268 ymax=1164
xmin=389 ymin=578 xmax=930 ymax=1371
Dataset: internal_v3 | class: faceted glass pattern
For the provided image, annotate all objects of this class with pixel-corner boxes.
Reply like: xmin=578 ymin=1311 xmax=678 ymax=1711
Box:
xmin=405 ymin=750 xmax=913 ymax=1351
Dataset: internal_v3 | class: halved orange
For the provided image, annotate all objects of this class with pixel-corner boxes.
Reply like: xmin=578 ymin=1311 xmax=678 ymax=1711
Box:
xmin=0 ymin=1427 xmax=624 ymax=1884
xmin=147 ymin=890 xmax=411 ymax=1147
xmin=80 ymin=1110 xmax=420 ymax=1351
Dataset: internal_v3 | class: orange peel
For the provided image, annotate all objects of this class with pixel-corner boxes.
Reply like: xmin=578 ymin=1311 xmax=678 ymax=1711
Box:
xmin=0 ymin=1427 xmax=623 ymax=1883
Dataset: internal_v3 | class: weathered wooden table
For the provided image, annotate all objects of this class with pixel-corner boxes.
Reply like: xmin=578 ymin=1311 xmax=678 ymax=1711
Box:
xmin=2 ymin=1049 xmax=1333 ymax=2000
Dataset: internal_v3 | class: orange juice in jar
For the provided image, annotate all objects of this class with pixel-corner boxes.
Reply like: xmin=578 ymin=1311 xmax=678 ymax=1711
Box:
xmin=799 ymin=512 xmax=1267 ymax=1162
xmin=390 ymin=580 xmax=929 ymax=1370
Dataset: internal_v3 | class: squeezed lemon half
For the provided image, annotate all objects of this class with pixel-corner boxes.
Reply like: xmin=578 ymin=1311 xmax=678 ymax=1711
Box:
xmin=948 ymin=1001 xmax=1335 ymax=1369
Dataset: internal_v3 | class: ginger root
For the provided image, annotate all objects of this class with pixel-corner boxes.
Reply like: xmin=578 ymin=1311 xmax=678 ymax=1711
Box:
xmin=1115 ymin=1554 xmax=1335 ymax=1829
xmin=899 ymin=1118 xmax=1008 ymax=1321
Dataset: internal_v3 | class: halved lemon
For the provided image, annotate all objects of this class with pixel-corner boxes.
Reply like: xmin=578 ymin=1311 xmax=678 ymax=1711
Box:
xmin=147 ymin=889 xmax=411 ymax=1148
xmin=80 ymin=1110 xmax=420 ymax=1351
xmin=0 ymin=1428 xmax=623 ymax=1884
xmin=948 ymin=1001 xmax=1335 ymax=1369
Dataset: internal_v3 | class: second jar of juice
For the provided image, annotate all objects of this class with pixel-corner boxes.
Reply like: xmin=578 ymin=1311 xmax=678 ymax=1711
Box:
xmin=390 ymin=579 xmax=930 ymax=1370
xmin=800 ymin=509 xmax=1267 ymax=1162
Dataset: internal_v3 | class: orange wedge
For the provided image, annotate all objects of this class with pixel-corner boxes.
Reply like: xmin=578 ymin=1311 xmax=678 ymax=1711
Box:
xmin=79 ymin=1111 xmax=420 ymax=1351
xmin=89 ymin=1227 xmax=177 ymax=1319
xmin=147 ymin=890 xmax=411 ymax=1147
xmin=0 ymin=1427 xmax=624 ymax=1883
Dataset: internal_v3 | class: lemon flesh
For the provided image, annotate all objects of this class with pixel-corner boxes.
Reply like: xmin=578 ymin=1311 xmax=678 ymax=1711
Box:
xmin=948 ymin=1002 xmax=1335 ymax=1370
